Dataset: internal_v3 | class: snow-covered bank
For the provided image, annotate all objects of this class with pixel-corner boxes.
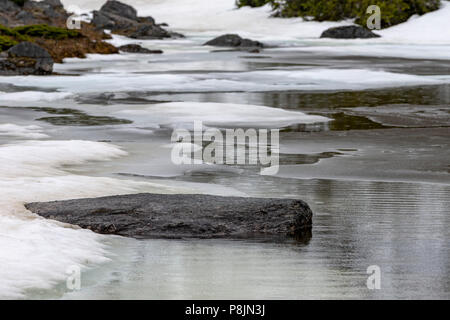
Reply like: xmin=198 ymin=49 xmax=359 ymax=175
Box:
xmin=0 ymin=139 xmax=238 ymax=298
xmin=62 ymin=0 xmax=450 ymax=45
xmin=378 ymin=1 xmax=450 ymax=44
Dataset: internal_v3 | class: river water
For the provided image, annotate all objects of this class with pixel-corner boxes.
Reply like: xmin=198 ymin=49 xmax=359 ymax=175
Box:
xmin=0 ymin=0 xmax=449 ymax=299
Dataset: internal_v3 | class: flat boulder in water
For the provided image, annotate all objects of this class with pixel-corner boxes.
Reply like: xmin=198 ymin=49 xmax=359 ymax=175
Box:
xmin=25 ymin=193 xmax=313 ymax=240
xmin=119 ymin=44 xmax=163 ymax=54
xmin=320 ymin=25 xmax=381 ymax=39
xmin=204 ymin=34 xmax=264 ymax=49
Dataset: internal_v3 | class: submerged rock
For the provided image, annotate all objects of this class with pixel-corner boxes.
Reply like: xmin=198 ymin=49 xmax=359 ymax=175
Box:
xmin=119 ymin=44 xmax=163 ymax=54
xmin=0 ymin=41 xmax=53 ymax=75
xmin=92 ymin=0 xmax=183 ymax=39
xmin=204 ymin=34 xmax=264 ymax=49
xmin=25 ymin=193 xmax=313 ymax=240
xmin=320 ymin=25 xmax=380 ymax=39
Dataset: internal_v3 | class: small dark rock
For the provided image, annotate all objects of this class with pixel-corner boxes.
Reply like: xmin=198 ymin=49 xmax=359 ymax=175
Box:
xmin=204 ymin=34 xmax=264 ymax=49
xmin=320 ymin=25 xmax=381 ymax=39
xmin=0 ymin=42 xmax=53 ymax=75
xmin=25 ymin=193 xmax=313 ymax=240
xmin=119 ymin=44 xmax=163 ymax=54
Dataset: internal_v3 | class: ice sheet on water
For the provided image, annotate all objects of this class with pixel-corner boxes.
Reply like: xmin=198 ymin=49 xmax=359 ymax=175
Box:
xmin=0 ymin=124 xmax=49 ymax=139
xmin=115 ymin=101 xmax=331 ymax=128
xmin=1 ymin=69 xmax=449 ymax=94
xmin=0 ymin=91 xmax=73 ymax=102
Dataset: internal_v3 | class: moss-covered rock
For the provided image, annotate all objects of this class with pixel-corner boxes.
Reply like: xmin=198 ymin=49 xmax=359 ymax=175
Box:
xmin=236 ymin=0 xmax=441 ymax=28
xmin=0 ymin=23 xmax=118 ymax=63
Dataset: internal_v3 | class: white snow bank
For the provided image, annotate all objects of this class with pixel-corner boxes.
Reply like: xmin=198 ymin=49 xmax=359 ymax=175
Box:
xmin=0 ymin=139 xmax=199 ymax=298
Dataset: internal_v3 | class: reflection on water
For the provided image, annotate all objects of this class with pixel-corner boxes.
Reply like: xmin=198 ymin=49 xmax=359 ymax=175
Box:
xmin=57 ymin=178 xmax=449 ymax=300
xmin=146 ymin=84 xmax=450 ymax=110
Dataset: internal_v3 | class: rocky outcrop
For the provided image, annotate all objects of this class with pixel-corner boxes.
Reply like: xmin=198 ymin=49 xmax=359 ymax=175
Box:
xmin=25 ymin=193 xmax=313 ymax=240
xmin=92 ymin=0 xmax=183 ymax=39
xmin=119 ymin=44 xmax=163 ymax=54
xmin=320 ymin=25 xmax=380 ymax=39
xmin=0 ymin=1 xmax=119 ymax=64
xmin=0 ymin=41 xmax=53 ymax=75
xmin=204 ymin=34 xmax=264 ymax=49
xmin=0 ymin=0 xmax=68 ymax=27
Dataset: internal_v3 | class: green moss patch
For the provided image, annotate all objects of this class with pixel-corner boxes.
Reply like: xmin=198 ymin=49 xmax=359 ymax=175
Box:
xmin=13 ymin=25 xmax=82 ymax=40
xmin=0 ymin=24 xmax=84 ymax=53
xmin=237 ymin=0 xmax=441 ymax=28
xmin=0 ymin=36 xmax=19 ymax=51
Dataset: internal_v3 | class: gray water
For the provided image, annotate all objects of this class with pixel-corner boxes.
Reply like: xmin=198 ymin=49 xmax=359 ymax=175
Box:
xmin=52 ymin=178 xmax=449 ymax=300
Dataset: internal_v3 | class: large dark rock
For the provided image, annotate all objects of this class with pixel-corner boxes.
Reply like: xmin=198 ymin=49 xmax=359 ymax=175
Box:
xmin=92 ymin=0 xmax=183 ymax=39
xmin=25 ymin=193 xmax=313 ymax=240
xmin=0 ymin=0 xmax=19 ymax=12
xmin=320 ymin=25 xmax=380 ymax=39
xmin=119 ymin=44 xmax=163 ymax=54
xmin=100 ymin=0 xmax=137 ymax=21
xmin=204 ymin=34 xmax=264 ymax=49
xmin=0 ymin=41 xmax=53 ymax=75
xmin=0 ymin=0 xmax=68 ymax=27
